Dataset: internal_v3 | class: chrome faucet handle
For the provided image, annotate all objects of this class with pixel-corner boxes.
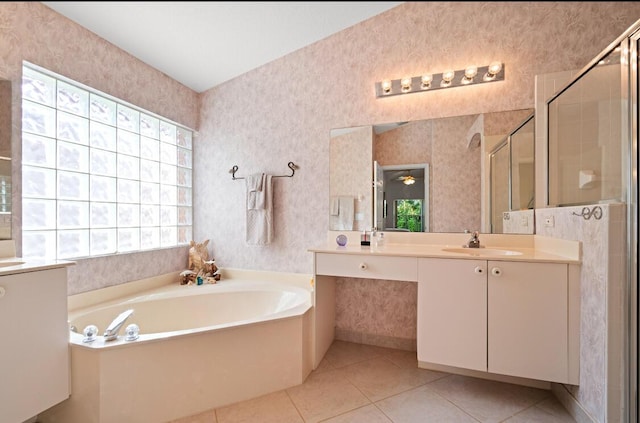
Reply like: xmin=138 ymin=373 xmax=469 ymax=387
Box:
xmin=467 ymin=231 xmax=481 ymax=248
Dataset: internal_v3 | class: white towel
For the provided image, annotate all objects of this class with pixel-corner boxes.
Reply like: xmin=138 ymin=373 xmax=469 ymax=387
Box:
xmin=330 ymin=196 xmax=340 ymax=216
xmin=246 ymin=174 xmax=273 ymax=245
xmin=246 ymin=173 xmax=264 ymax=210
xmin=329 ymin=195 xmax=354 ymax=230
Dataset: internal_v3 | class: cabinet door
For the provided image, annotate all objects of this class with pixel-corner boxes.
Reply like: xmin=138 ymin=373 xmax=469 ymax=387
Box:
xmin=417 ymin=258 xmax=487 ymax=371
xmin=0 ymin=268 xmax=69 ymax=423
xmin=488 ymin=261 xmax=568 ymax=382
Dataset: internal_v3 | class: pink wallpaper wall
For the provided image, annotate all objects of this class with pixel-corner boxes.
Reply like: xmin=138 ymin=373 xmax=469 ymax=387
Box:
xmin=196 ymin=2 xmax=640 ymax=273
xmin=329 ymin=126 xmax=372 ymax=231
xmin=0 ymin=2 xmax=199 ymax=293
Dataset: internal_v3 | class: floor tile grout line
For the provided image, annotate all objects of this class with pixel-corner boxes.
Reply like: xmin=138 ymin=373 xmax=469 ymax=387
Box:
xmin=421 ymin=384 xmax=484 ymax=423
xmin=283 ymin=387 xmax=308 ymax=423
xmin=371 ymin=401 xmax=395 ymax=423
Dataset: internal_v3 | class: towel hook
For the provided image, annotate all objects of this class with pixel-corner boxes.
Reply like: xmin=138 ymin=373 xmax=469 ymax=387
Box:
xmin=229 ymin=161 xmax=298 ymax=180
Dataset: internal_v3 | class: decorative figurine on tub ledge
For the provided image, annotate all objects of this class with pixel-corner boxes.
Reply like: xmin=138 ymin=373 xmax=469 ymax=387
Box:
xmin=180 ymin=239 xmax=222 ymax=285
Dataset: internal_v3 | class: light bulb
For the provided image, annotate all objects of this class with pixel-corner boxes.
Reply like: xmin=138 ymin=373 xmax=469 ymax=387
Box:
xmin=464 ymin=66 xmax=478 ymax=79
xmin=441 ymin=69 xmax=455 ymax=87
xmin=461 ymin=66 xmax=477 ymax=85
xmin=483 ymin=62 xmax=503 ymax=81
xmin=381 ymin=80 xmax=392 ymax=94
xmin=442 ymin=70 xmax=455 ymax=82
xmin=421 ymin=74 xmax=432 ymax=89
xmin=488 ymin=61 xmax=502 ymax=76
xmin=400 ymin=77 xmax=412 ymax=93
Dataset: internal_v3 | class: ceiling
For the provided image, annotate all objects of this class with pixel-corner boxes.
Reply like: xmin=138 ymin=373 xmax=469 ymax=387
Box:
xmin=42 ymin=1 xmax=403 ymax=93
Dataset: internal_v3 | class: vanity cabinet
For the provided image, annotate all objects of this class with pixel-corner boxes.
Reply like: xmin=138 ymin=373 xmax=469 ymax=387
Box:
xmin=0 ymin=267 xmax=70 ymax=423
xmin=488 ymin=260 xmax=568 ymax=382
xmin=418 ymin=258 xmax=575 ymax=384
xmin=315 ymin=253 xmax=417 ymax=281
xmin=417 ymin=258 xmax=487 ymax=372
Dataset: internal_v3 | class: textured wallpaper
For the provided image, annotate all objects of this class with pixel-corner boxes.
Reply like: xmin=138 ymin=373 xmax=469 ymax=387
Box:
xmin=0 ymin=2 xmax=198 ymax=293
xmin=329 ymin=126 xmax=372 ymax=232
xmin=196 ymin=2 xmax=640 ymax=274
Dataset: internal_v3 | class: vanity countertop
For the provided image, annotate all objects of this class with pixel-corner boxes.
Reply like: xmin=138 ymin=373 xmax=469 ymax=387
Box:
xmin=309 ymin=243 xmax=580 ymax=264
xmin=0 ymin=257 xmax=76 ymax=276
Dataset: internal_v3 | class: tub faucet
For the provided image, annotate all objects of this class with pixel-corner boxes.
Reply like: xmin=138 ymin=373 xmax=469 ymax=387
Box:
xmin=103 ymin=309 xmax=134 ymax=341
xmin=466 ymin=231 xmax=481 ymax=248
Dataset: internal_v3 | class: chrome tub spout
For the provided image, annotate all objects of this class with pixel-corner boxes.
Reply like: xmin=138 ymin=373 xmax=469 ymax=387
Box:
xmin=103 ymin=309 xmax=134 ymax=341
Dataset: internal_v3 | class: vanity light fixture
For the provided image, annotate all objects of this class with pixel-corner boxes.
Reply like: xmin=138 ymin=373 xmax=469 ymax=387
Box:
xmin=375 ymin=62 xmax=505 ymax=98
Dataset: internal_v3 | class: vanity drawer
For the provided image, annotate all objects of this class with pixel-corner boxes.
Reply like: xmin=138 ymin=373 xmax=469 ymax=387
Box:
xmin=315 ymin=253 xmax=418 ymax=281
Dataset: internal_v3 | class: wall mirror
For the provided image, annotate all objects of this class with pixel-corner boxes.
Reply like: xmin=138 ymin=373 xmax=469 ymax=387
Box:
xmin=329 ymin=108 xmax=534 ymax=234
xmin=0 ymin=79 xmax=11 ymax=240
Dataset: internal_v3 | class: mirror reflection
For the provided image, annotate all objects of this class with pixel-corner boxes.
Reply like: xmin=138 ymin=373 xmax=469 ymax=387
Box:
xmin=330 ymin=109 xmax=534 ymax=234
xmin=488 ymin=113 xmax=535 ymax=234
xmin=0 ymin=79 xmax=11 ymax=240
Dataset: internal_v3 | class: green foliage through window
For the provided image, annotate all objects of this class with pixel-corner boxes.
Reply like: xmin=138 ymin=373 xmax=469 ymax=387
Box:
xmin=395 ymin=199 xmax=423 ymax=232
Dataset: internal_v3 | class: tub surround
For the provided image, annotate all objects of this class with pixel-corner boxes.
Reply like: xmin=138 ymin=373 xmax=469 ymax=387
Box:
xmin=40 ymin=269 xmax=313 ymax=423
xmin=68 ymin=280 xmax=312 ymax=350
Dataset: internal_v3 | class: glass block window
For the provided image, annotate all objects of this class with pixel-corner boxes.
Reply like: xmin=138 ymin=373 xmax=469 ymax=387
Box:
xmin=21 ymin=63 xmax=193 ymax=259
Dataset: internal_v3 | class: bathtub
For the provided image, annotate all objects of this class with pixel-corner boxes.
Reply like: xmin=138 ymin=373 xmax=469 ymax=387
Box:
xmin=40 ymin=273 xmax=314 ymax=423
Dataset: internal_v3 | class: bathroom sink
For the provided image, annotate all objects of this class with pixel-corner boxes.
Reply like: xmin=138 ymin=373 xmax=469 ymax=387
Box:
xmin=441 ymin=248 xmax=522 ymax=256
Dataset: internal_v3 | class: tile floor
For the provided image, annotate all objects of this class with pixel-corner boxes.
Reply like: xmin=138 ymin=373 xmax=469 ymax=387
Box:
xmin=169 ymin=340 xmax=577 ymax=423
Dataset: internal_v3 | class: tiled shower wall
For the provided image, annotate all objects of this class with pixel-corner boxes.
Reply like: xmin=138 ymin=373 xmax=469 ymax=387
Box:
xmin=536 ymin=203 xmax=626 ymax=423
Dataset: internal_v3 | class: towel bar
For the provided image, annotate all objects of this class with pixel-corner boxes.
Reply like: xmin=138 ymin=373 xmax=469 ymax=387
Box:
xmin=230 ymin=161 xmax=298 ymax=180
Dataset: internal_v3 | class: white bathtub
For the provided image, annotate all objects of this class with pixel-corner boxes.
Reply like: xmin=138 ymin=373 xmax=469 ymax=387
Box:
xmin=41 ymin=274 xmax=314 ymax=423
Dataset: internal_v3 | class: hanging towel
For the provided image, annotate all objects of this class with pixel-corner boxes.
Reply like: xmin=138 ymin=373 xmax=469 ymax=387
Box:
xmin=330 ymin=196 xmax=340 ymax=216
xmin=246 ymin=173 xmax=264 ymax=210
xmin=246 ymin=174 xmax=273 ymax=245
xmin=329 ymin=195 xmax=354 ymax=230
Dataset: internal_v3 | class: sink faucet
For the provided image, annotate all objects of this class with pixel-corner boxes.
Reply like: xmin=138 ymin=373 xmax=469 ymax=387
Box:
xmin=466 ymin=231 xmax=481 ymax=248
xmin=103 ymin=309 xmax=134 ymax=341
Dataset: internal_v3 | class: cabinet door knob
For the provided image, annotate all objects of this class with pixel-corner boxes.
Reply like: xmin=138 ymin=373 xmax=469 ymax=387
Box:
xmin=491 ymin=267 xmax=502 ymax=276
xmin=0 ymin=286 xmax=5 ymax=298
xmin=474 ymin=266 xmax=484 ymax=274
xmin=359 ymin=263 xmax=367 ymax=270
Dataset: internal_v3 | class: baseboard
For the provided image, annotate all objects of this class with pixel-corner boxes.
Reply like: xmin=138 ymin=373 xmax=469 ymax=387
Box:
xmin=335 ymin=328 xmax=416 ymax=351
xmin=551 ymin=383 xmax=597 ymax=423
xmin=418 ymin=361 xmax=551 ymax=389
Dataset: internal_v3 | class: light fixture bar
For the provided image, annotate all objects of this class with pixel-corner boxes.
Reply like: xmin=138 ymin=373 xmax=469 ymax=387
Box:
xmin=375 ymin=62 xmax=505 ymax=98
